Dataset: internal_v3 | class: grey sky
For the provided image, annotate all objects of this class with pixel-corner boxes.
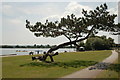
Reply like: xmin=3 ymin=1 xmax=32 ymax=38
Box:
xmin=1 ymin=1 xmax=119 ymax=45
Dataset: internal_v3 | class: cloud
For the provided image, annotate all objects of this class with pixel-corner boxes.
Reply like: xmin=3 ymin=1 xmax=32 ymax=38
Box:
xmin=18 ymin=6 xmax=56 ymax=16
xmin=45 ymin=2 xmax=118 ymax=23
xmin=2 ymin=2 xmax=118 ymax=45
xmin=3 ymin=3 xmax=62 ymax=20
xmin=9 ymin=18 xmax=23 ymax=25
xmin=63 ymin=1 xmax=91 ymax=17
xmin=43 ymin=15 xmax=60 ymax=22
xmin=17 ymin=3 xmax=62 ymax=19
xmin=3 ymin=2 xmax=93 ymax=23
xmin=44 ymin=2 xmax=92 ymax=22
xmin=118 ymin=2 xmax=120 ymax=23
xmin=108 ymin=7 xmax=118 ymax=15
xmin=3 ymin=5 xmax=14 ymax=16
xmin=3 ymin=18 xmax=24 ymax=29
xmin=2 ymin=2 xmax=93 ymax=45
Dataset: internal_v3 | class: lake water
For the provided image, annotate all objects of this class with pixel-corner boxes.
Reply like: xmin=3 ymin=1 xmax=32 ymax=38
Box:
xmin=0 ymin=48 xmax=76 ymax=56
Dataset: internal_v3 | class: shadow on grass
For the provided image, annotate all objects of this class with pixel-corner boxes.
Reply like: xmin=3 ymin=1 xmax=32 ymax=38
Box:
xmin=20 ymin=60 xmax=120 ymax=72
xmin=89 ymin=62 xmax=120 ymax=72
xmin=20 ymin=60 xmax=98 ymax=68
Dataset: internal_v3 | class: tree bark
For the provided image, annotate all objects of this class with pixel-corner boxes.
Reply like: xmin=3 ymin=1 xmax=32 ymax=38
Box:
xmin=47 ymin=37 xmax=87 ymax=53
xmin=43 ymin=27 xmax=94 ymax=62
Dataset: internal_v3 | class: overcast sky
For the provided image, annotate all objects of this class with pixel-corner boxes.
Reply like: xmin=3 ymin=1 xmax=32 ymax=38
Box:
xmin=1 ymin=1 xmax=119 ymax=45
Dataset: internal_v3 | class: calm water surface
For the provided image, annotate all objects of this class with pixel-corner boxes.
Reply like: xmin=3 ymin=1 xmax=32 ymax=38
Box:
xmin=0 ymin=48 xmax=76 ymax=55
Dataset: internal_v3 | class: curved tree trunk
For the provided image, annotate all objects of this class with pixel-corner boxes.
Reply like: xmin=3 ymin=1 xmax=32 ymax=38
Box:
xmin=43 ymin=34 xmax=90 ymax=62
xmin=43 ymin=27 xmax=94 ymax=62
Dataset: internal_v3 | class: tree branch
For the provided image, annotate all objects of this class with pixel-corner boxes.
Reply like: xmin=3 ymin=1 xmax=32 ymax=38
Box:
xmin=47 ymin=26 xmax=94 ymax=53
xmin=63 ymin=34 xmax=72 ymax=42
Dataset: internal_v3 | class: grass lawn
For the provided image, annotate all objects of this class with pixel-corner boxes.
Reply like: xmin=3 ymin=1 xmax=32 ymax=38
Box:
xmin=95 ymin=50 xmax=120 ymax=79
xmin=2 ymin=50 xmax=112 ymax=78
xmin=0 ymin=57 xmax=2 ymax=79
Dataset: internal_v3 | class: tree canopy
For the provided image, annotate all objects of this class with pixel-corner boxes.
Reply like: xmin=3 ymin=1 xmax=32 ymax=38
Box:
xmin=26 ymin=3 xmax=119 ymax=43
xmin=26 ymin=3 xmax=119 ymax=62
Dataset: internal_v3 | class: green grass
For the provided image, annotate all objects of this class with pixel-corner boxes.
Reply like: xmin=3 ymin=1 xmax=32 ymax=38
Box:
xmin=95 ymin=50 xmax=120 ymax=79
xmin=2 ymin=50 xmax=112 ymax=78
xmin=0 ymin=57 xmax=2 ymax=79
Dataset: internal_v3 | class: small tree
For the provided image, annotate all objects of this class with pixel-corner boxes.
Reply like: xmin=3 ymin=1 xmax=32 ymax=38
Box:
xmin=85 ymin=36 xmax=114 ymax=50
xmin=85 ymin=38 xmax=94 ymax=50
xmin=26 ymin=3 xmax=119 ymax=62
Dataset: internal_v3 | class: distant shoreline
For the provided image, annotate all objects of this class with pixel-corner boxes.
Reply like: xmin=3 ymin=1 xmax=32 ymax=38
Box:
xmin=0 ymin=48 xmax=76 ymax=57
xmin=0 ymin=53 xmax=18 ymax=57
xmin=0 ymin=54 xmax=28 ymax=57
xmin=0 ymin=53 xmax=17 ymax=56
xmin=0 ymin=47 xmax=75 ymax=49
xmin=0 ymin=45 xmax=75 ymax=48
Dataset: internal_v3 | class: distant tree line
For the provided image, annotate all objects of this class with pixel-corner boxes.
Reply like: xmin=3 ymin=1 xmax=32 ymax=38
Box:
xmin=0 ymin=44 xmax=75 ymax=48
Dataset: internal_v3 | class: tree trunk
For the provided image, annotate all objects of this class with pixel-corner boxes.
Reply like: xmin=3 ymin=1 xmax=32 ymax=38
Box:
xmin=42 ymin=53 xmax=54 ymax=62
xmin=43 ymin=34 xmax=89 ymax=62
xmin=43 ymin=27 xmax=94 ymax=62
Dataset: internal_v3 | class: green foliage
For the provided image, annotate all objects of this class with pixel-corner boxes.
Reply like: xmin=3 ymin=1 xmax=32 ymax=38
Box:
xmin=78 ymin=41 xmax=85 ymax=47
xmin=20 ymin=60 xmax=97 ymax=68
xmin=92 ymin=37 xmax=105 ymax=50
xmin=26 ymin=3 xmax=118 ymax=42
xmin=85 ymin=36 xmax=115 ymax=50
xmin=108 ymin=63 xmax=120 ymax=72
